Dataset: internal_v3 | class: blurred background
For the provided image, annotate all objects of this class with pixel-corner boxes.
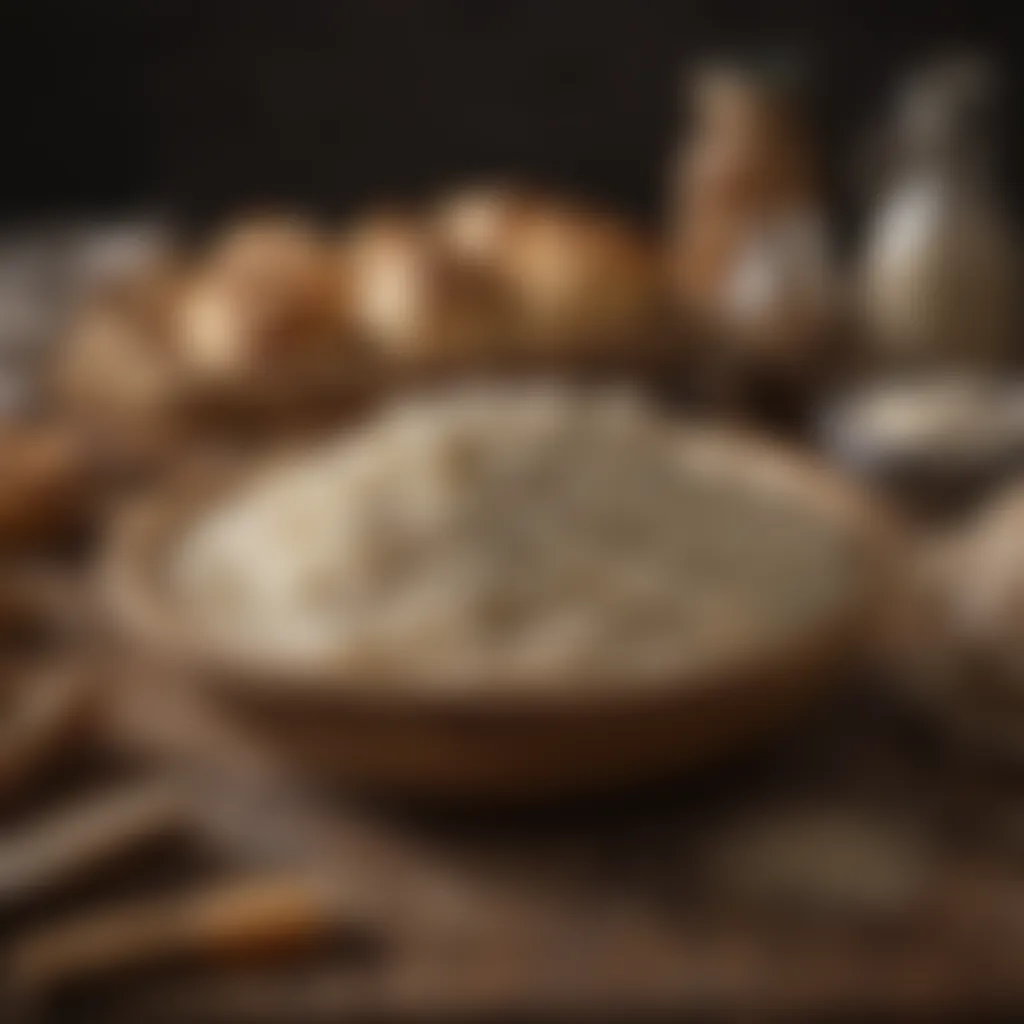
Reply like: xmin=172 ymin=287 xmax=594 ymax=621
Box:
xmin=2 ymin=0 xmax=1019 ymax=226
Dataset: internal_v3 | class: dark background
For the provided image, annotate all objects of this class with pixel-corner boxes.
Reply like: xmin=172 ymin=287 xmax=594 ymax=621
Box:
xmin=1 ymin=1 xmax=1018 ymax=227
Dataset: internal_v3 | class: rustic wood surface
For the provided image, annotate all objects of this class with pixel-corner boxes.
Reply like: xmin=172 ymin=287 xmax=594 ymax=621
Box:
xmin=5 ymin=607 xmax=1024 ymax=1021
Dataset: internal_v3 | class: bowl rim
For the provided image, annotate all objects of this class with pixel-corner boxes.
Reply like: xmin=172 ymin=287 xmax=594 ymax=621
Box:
xmin=101 ymin=416 xmax=898 ymax=716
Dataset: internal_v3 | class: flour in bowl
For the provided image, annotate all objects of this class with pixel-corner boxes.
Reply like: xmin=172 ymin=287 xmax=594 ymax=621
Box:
xmin=171 ymin=387 xmax=856 ymax=687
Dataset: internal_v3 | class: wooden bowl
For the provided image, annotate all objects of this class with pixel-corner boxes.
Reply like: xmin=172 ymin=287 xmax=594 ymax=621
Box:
xmin=102 ymin=426 xmax=893 ymax=802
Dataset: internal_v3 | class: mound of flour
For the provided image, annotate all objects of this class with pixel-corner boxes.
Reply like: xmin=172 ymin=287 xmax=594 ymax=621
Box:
xmin=172 ymin=387 xmax=853 ymax=687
